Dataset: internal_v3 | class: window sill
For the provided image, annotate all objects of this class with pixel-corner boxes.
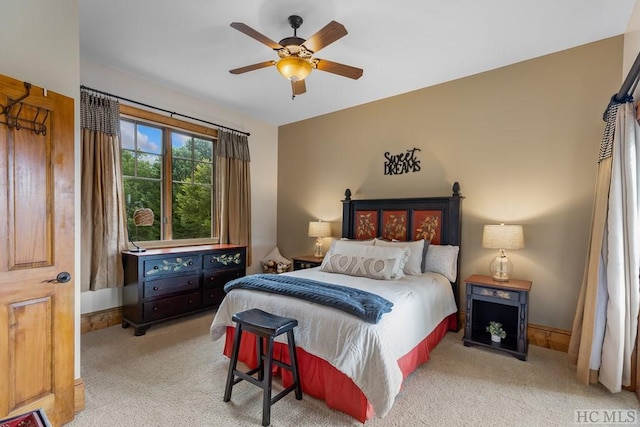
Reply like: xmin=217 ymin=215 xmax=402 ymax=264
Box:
xmin=128 ymin=238 xmax=220 ymax=252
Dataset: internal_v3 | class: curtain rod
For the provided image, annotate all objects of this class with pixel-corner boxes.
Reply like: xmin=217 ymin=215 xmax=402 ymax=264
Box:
xmin=603 ymin=50 xmax=640 ymax=121
xmin=614 ymin=51 xmax=640 ymax=104
xmin=80 ymin=85 xmax=250 ymax=136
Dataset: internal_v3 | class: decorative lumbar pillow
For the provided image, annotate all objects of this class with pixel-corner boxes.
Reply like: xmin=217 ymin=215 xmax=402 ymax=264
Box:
xmin=320 ymin=254 xmax=396 ymax=280
xmin=322 ymin=243 xmax=410 ymax=279
xmin=424 ymin=245 xmax=459 ymax=282
xmin=374 ymin=239 xmax=425 ymax=276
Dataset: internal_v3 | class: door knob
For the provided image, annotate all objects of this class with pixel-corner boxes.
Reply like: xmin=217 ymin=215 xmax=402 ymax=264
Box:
xmin=47 ymin=272 xmax=71 ymax=283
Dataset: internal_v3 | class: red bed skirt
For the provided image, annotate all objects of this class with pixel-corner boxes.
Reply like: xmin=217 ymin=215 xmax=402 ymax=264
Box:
xmin=223 ymin=313 xmax=457 ymax=423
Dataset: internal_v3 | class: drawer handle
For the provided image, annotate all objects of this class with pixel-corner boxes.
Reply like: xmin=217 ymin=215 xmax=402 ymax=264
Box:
xmin=210 ymin=259 xmax=215 ymax=263
xmin=188 ymin=261 xmax=193 ymax=266
xmin=153 ymin=306 xmax=158 ymax=311
xmin=188 ymin=280 xmax=193 ymax=285
xmin=153 ymin=286 xmax=159 ymax=291
xmin=153 ymin=266 xmax=159 ymax=270
xmin=188 ymin=299 xmax=193 ymax=304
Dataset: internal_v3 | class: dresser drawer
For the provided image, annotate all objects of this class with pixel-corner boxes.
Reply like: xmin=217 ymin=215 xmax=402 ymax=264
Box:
xmin=203 ymin=268 xmax=245 ymax=289
xmin=202 ymin=287 xmax=226 ymax=307
xmin=471 ymin=285 xmax=520 ymax=301
xmin=143 ymin=256 xmax=201 ymax=277
xmin=143 ymin=274 xmax=199 ymax=299
xmin=203 ymin=249 xmax=246 ymax=271
xmin=143 ymin=291 xmax=201 ymax=321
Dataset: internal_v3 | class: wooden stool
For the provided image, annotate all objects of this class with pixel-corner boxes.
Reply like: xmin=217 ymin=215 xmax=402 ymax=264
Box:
xmin=223 ymin=308 xmax=303 ymax=426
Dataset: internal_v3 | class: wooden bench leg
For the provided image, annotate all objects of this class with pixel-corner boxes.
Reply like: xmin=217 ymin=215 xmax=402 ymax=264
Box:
xmin=262 ymin=336 xmax=274 ymax=426
xmin=223 ymin=325 xmax=243 ymax=402
xmin=257 ymin=336 xmax=264 ymax=381
xmin=287 ymin=330 xmax=303 ymax=400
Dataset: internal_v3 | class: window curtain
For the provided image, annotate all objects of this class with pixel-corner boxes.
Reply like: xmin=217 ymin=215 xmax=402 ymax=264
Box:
xmin=80 ymin=90 xmax=128 ymax=291
xmin=569 ymin=101 xmax=640 ymax=391
xmin=215 ymin=130 xmax=252 ymax=265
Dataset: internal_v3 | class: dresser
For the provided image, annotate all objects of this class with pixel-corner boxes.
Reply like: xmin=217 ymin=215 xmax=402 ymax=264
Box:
xmin=122 ymin=244 xmax=246 ymax=336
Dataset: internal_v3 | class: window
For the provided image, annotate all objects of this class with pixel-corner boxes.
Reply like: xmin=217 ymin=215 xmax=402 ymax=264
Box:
xmin=120 ymin=107 xmax=216 ymax=243
xmin=171 ymin=131 xmax=213 ymax=239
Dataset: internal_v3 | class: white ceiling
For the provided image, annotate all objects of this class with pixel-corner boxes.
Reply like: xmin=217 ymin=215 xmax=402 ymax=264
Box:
xmin=79 ymin=0 xmax=637 ymax=126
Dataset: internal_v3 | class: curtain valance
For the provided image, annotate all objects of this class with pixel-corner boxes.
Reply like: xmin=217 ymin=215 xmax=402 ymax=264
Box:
xmin=217 ymin=130 xmax=250 ymax=161
xmin=80 ymin=90 xmax=121 ymax=137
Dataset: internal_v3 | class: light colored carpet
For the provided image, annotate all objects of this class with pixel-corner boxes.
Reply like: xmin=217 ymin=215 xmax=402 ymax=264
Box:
xmin=68 ymin=311 xmax=639 ymax=426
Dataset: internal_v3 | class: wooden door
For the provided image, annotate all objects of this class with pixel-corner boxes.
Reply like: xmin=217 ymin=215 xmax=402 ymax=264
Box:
xmin=0 ymin=74 xmax=75 ymax=425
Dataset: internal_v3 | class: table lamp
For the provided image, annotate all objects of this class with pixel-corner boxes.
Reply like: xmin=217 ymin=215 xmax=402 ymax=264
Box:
xmin=482 ymin=223 xmax=524 ymax=281
xmin=130 ymin=207 xmax=154 ymax=253
xmin=308 ymin=220 xmax=331 ymax=257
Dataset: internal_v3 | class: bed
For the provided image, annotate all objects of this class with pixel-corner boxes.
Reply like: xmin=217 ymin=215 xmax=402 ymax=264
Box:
xmin=210 ymin=183 xmax=463 ymax=422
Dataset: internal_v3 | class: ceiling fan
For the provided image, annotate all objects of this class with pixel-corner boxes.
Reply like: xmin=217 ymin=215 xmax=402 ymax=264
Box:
xmin=229 ymin=15 xmax=363 ymax=98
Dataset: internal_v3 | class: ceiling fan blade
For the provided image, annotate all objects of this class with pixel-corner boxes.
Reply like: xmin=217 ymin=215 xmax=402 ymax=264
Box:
xmin=302 ymin=21 xmax=347 ymax=53
xmin=292 ymin=79 xmax=306 ymax=96
xmin=229 ymin=61 xmax=276 ymax=74
xmin=315 ymin=59 xmax=363 ymax=80
xmin=230 ymin=22 xmax=283 ymax=50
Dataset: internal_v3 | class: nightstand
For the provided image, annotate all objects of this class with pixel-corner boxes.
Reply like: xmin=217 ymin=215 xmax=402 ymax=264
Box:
xmin=462 ymin=274 xmax=532 ymax=360
xmin=292 ymin=255 xmax=324 ymax=270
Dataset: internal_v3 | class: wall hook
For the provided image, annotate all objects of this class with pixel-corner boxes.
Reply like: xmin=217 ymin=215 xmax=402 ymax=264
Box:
xmin=0 ymin=82 xmax=50 ymax=135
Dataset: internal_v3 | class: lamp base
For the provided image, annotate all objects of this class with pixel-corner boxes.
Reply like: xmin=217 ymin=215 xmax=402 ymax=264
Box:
xmin=129 ymin=240 xmax=146 ymax=253
xmin=489 ymin=254 xmax=512 ymax=282
xmin=314 ymin=238 xmax=324 ymax=258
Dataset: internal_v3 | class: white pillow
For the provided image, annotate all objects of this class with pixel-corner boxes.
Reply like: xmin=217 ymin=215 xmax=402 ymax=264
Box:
xmin=374 ymin=239 xmax=424 ymax=276
xmin=339 ymin=238 xmax=375 ymax=245
xmin=424 ymin=245 xmax=459 ymax=282
xmin=328 ymin=239 xmax=375 ymax=255
xmin=330 ymin=239 xmax=375 ymax=253
xmin=320 ymin=254 xmax=396 ymax=280
xmin=323 ymin=243 xmax=410 ymax=279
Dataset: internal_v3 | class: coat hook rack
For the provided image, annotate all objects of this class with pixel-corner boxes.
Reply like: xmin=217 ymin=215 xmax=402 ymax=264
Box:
xmin=0 ymin=81 xmax=49 ymax=135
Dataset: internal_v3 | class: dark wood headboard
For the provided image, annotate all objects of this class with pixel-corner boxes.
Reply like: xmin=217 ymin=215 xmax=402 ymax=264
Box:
xmin=341 ymin=182 xmax=463 ymax=323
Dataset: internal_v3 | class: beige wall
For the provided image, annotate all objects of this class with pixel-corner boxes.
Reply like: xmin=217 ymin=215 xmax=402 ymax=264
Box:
xmin=278 ymin=36 xmax=623 ymax=330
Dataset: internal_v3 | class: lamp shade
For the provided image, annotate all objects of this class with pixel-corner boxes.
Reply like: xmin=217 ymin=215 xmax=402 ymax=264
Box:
xmin=133 ymin=208 xmax=154 ymax=227
xmin=482 ymin=224 xmax=524 ymax=250
xmin=276 ymin=57 xmax=312 ymax=82
xmin=308 ymin=220 xmax=331 ymax=238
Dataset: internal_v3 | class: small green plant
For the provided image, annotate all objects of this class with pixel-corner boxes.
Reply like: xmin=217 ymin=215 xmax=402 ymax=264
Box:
xmin=486 ymin=321 xmax=506 ymax=339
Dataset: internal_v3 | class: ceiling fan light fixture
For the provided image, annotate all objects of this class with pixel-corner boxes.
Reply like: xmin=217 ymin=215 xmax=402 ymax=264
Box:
xmin=276 ymin=57 xmax=312 ymax=82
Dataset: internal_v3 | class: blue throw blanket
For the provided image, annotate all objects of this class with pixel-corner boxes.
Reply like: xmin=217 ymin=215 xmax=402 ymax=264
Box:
xmin=224 ymin=274 xmax=393 ymax=324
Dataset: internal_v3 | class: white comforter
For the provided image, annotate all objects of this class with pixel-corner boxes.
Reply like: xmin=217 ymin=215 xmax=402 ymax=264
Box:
xmin=210 ymin=268 xmax=457 ymax=418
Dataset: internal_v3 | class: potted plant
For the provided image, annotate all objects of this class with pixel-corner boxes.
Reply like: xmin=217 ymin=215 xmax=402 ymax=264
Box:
xmin=486 ymin=321 xmax=506 ymax=343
